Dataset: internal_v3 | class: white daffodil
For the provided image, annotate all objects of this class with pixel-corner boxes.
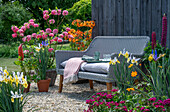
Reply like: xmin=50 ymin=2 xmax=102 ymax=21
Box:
xmin=0 ymin=75 xmax=4 ymax=82
xmin=109 ymin=57 xmax=120 ymax=65
xmin=0 ymin=67 xmax=3 ymax=71
xmin=11 ymin=90 xmax=23 ymax=102
xmin=127 ymin=53 xmax=132 ymax=63
xmin=131 ymin=56 xmax=140 ymax=65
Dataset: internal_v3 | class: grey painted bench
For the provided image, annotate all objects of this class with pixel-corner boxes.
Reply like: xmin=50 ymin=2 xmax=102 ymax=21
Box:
xmin=55 ymin=36 xmax=150 ymax=93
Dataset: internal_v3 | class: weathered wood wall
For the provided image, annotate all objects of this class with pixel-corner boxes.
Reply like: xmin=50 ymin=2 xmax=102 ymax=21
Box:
xmin=92 ymin=0 xmax=170 ymax=48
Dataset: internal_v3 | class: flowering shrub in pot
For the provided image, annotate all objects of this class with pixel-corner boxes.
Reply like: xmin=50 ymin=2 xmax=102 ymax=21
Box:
xmin=12 ymin=8 xmax=71 ymax=87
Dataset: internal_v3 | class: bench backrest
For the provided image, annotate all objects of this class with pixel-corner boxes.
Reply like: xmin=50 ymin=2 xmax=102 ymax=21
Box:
xmin=84 ymin=36 xmax=150 ymax=57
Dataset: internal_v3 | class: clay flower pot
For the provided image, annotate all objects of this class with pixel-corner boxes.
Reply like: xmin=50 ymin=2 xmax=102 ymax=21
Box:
xmin=23 ymin=82 xmax=31 ymax=93
xmin=37 ymin=78 xmax=51 ymax=92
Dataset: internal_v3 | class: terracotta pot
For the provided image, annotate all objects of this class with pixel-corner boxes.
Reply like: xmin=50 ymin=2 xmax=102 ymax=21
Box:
xmin=46 ymin=69 xmax=57 ymax=86
xmin=37 ymin=78 xmax=51 ymax=92
xmin=23 ymin=82 xmax=31 ymax=93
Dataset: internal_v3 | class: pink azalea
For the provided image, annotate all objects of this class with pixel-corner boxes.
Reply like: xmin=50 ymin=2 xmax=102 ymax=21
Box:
xmin=29 ymin=22 xmax=34 ymax=26
xmin=18 ymin=29 xmax=24 ymax=33
xmin=22 ymin=37 xmax=26 ymax=42
xmin=26 ymin=35 xmax=31 ymax=42
xmin=42 ymin=33 xmax=48 ymax=39
xmin=48 ymin=48 xmax=54 ymax=52
xmin=32 ymin=33 xmax=37 ymax=38
xmin=62 ymin=10 xmax=68 ymax=16
xmin=43 ymin=14 xmax=49 ymax=20
xmin=24 ymin=23 xmax=30 ymax=29
xmin=21 ymin=26 xmax=26 ymax=31
xmin=59 ymin=34 xmax=64 ymax=38
xmin=40 ymin=30 xmax=44 ymax=33
xmin=57 ymin=9 xmax=61 ymax=15
xmin=67 ymin=34 xmax=73 ymax=38
xmin=50 ymin=39 xmax=55 ymax=44
xmin=57 ymin=38 xmax=63 ymax=42
xmin=144 ymin=109 xmax=150 ymax=111
xmin=33 ymin=24 xmax=39 ymax=28
xmin=19 ymin=33 xmax=24 ymax=37
xmin=51 ymin=10 xmax=57 ymax=15
xmin=23 ymin=50 xmax=29 ymax=54
xmin=49 ymin=19 xmax=55 ymax=24
xmin=140 ymin=107 xmax=145 ymax=110
xmin=63 ymin=31 xmax=68 ymax=36
xmin=43 ymin=10 xmax=49 ymax=15
xmin=148 ymin=97 xmax=156 ymax=102
xmin=11 ymin=26 xmax=19 ymax=33
xmin=29 ymin=19 xmax=34 ymax=22
xmin=49 ymin=33 xmax=54 ymax=37
xmin=53 ymin=29 xmax=58 ymax=34
xmin=54 ymin=37 xmax=58 ymax=41
xmin=12 ymin=33 xmax=17 ymax=38
xmin=66 ymin=27 xmax=70 ymax=31
xmin=46 ymin=28 xmax=52 ymax=33
xmin=36 ymin=34 xmax=42 ymax=39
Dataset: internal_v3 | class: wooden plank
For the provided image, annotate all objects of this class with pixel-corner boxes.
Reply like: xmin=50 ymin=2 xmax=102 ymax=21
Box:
xmin=115 ymin=0 xmax=124 ymax=36
xmin=140 ymin=0 xmax=147 ymax=35
xmin=110 ymin=0 xmax=116 ymax=35
xmin=152 ymin=0 xmax=161 ymax=42
xmin=146 ymin=0 xmax=152 ymax=38
xmin=131 ymin=0 xmax=140 ymax=35
xmin=107 ymin=0 xmax=112 ymax=35
xmin=92 ymin=0 xmax=99 ymax=38
xmin=124 ymin=0 xmax=131 ymax=35
xmin=167 ymin=0 xmax=170 ymax=48
xmin=98 ymin=0 xmax=103 ymax=36
xmin=103 ymin=0 xmax=108 ymax=35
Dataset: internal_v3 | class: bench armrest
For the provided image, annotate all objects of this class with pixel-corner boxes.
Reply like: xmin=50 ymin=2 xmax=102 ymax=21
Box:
xmin=55 ymin=50 xmax=85 ymax=70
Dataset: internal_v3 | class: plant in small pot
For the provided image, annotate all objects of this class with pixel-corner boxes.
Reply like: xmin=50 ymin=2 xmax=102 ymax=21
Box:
xmin=35 ymin=41 xmax=53 ymax=92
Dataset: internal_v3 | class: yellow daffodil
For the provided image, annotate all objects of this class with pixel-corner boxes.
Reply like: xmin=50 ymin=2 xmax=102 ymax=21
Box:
xmin=11 ymin=98 xmax=14 ymax=103
xmin=131 ymin=71 xmax=137 ymax=77
xmin=128 ymin=64 xmax=133 ymax=68
xmin=158 ymin=66 xmax=162 ymax=68
xmin=124 ymin=51 xmax=129 ymax=58
xmin=4 ymin=69 xmax=9 ymax=76
xmin=131 ymin=56 xmax=140 ymax=65
xmin=23 ymin=82 xmax=28 ymax=88
xmin=109 ymin=57 xmax=120 ymax=65
xmin=118 ymin=51 xmax=122 ymax=57
xmin=21 ymin=96 xmax=23 ymax=101
xmin=148 ymin=54 xmax=153 ymax=61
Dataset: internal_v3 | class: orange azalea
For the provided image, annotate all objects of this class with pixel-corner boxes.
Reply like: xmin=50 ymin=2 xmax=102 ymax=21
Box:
xmin=131 ymin=71 xmax=137 ymax=77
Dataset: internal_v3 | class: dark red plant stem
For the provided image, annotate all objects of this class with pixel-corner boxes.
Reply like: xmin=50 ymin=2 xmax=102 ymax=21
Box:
xmin=161 ymin=14 xmax=167 ymax=48
xmin=151 ymin=32 xmax=156 ymax=49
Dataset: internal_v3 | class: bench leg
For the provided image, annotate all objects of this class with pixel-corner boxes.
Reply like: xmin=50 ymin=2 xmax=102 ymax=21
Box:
xmin=89 ymin=80 xmax=93 ymax=89
xmin=58 ymin=75 xmax=63 ymax=93
xmin=106 ymin=82 xmax=112 ymax=94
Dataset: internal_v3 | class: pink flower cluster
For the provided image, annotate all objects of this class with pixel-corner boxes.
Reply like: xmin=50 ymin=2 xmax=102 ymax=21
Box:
xmin=43 ymin=9 xmax=68 ymax=20
xmin=85 ymin=90 xmax=170 ymax=112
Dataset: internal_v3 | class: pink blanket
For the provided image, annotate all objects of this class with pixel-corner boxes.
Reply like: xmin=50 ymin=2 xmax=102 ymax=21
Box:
xmin=63 ymin=57 xmax=84 ymax=85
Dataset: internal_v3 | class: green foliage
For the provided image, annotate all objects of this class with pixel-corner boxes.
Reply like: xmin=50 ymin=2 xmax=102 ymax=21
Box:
xmin=0 ymin=1 xmax=33 ymax=44
xmin=0 ymin=44 xmax=19 ymax=58
xmin=67 ymin=0 xmax=91 ymax=24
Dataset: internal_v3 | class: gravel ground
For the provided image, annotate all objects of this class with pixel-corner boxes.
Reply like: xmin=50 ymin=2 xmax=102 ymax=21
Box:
xmin=23 ymin=76 xmax=113 ymax=112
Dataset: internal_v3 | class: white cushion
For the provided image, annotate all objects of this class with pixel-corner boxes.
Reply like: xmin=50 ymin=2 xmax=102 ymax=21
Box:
xmin=60 ymin=60 xmax=109 ymax=74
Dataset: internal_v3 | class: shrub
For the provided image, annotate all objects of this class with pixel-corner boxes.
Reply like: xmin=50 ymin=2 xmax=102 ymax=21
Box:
xmin=0 ymin=1 xmax=33 ymax=44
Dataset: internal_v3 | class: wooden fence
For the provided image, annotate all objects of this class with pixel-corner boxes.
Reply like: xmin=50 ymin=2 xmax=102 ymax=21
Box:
xmin=92 ymin=0 xmax=170 ymax=48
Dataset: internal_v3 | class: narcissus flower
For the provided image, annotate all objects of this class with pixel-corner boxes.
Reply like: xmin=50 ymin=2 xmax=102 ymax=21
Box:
xmin=109 ymin=57 xmax=120 ymax=65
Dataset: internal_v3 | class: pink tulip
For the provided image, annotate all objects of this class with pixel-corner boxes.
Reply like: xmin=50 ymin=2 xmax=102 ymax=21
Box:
xmin=22 ymin=37 xmax=26 ymax=42
xmin=62 ymin=10 xmax=68 ymax=16
xmin=46 ymin=28 xmax=52 ymax=33
xmin=66 ymin=27 xmax=70 ymax=32
xmin=57 ymin=38 xmax=63 ymax=42
xmin=49 ymin=33 xmax=54 ymax=37
xmin=53 ymin=29 xmax=58 ymax=34
xmin=49 ymin=19 xmax=55 ymax=24
xmin=51 ymin=10 xmax=57 ymax=15
xmin=12 ymin=33 xmax=17 ymax=38
xmin=32 ymin=33 xmax=37 ymax=38
xmin=18 ymin=44 xmax=24 ymax=61
xmin=48 ymin=48 xmax=54 ymax=52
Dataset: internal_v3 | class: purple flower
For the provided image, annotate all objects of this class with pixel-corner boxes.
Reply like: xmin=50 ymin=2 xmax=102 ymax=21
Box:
xmin=148 ymin=97 xmax=156 ymax=102
xmin=42 ymin=41 xmax=48 ymax=46
xmin=151 ymin=32 xmax=156 ymax=49
xmin=161 ymin=14 xmax=167 ymax=48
